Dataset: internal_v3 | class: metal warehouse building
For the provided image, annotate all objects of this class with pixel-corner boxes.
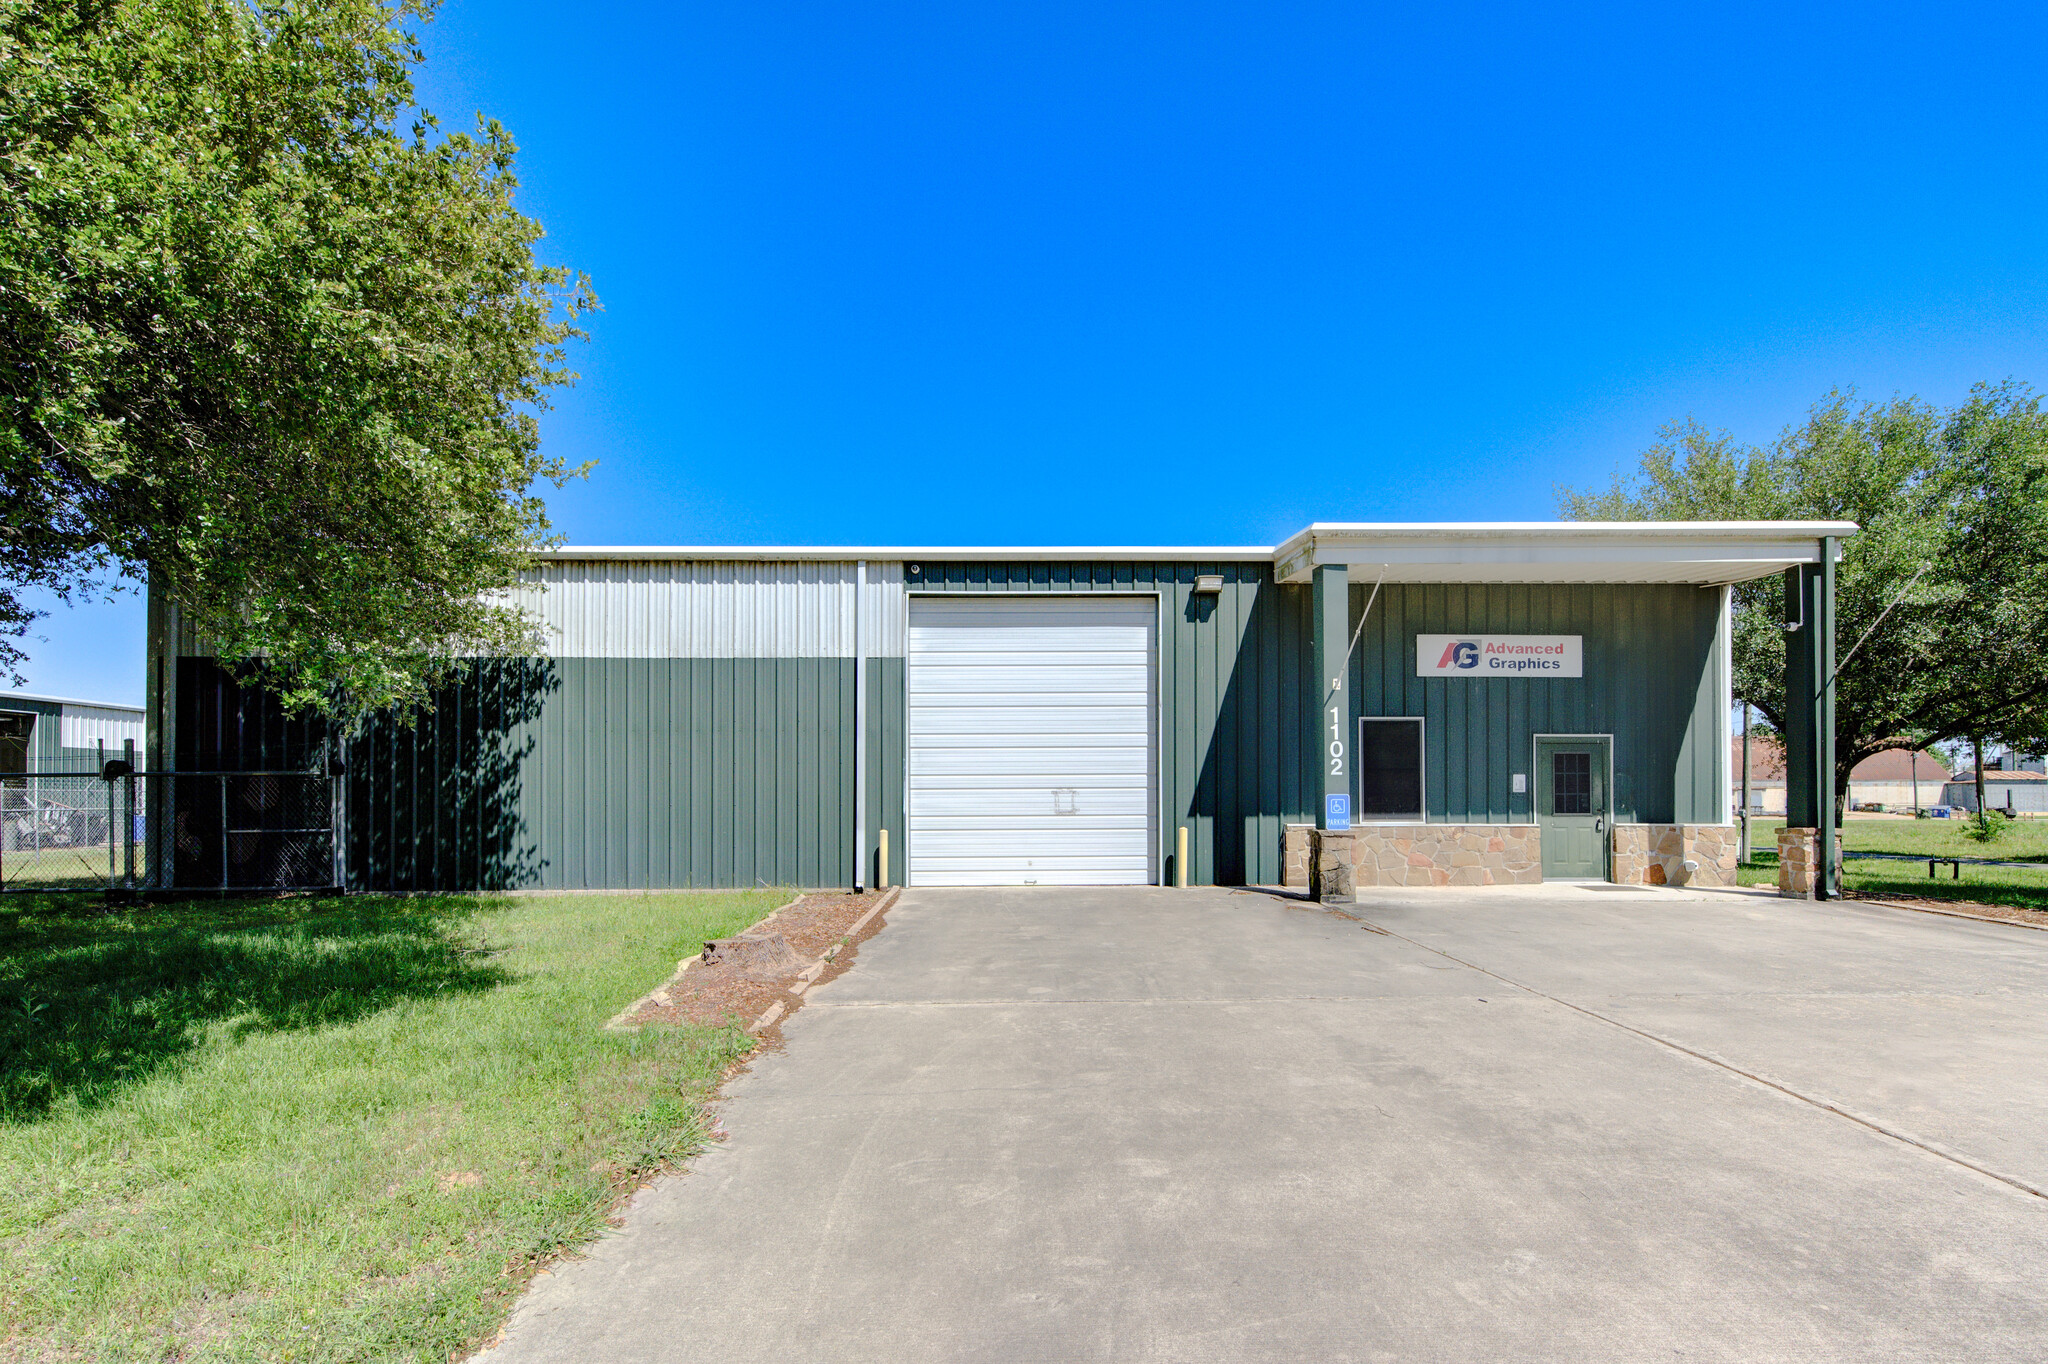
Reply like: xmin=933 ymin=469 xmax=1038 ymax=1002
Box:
xmin=142 ymin=522 xmax=1853 ymax=897
xmin=1 ymin=692 xmax=146 ymax=775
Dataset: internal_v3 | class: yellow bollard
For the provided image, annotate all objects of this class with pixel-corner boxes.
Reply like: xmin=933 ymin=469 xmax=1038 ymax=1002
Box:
xmin=1177 ymin=826 xmax=1188 ymax=888
xmin=878 ymin=827 xmax=890 ymax=890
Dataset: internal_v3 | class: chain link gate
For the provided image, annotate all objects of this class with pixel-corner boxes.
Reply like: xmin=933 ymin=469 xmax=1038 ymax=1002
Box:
xmin=0 ymin=770 xmax=339 ymax=895
xmin=0 ymin=773 xmax=129 ymax=891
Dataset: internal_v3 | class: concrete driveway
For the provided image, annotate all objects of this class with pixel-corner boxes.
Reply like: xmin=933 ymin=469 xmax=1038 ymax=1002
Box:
xmin=485 ymin=885 xmax=2048 ymax=1363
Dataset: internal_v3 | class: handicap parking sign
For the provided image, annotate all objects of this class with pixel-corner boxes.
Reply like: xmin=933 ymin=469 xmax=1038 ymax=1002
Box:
xmin=1325 ymin=793 xmax=1350 ymax=831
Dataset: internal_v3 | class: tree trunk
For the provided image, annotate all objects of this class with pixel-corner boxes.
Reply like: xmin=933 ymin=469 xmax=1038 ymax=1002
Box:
xmin=1974 ymin=736 xmax=1987 ymax=819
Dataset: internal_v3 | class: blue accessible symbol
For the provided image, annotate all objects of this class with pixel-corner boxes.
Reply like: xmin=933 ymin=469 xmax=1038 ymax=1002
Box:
xmin=1325 ymin=793 xmax=1350 ymax=831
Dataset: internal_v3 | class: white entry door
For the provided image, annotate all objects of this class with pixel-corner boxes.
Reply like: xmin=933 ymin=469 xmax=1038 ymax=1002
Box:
xmin=907 ymin=596 xmax=1157 ymax=886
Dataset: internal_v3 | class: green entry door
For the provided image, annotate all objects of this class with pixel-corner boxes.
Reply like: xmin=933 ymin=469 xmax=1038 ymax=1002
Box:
xmin=1536 ymin=738 xmax=1611 ymax=880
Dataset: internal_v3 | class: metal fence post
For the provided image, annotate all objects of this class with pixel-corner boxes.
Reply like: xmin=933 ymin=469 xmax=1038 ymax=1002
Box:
xmin=123 ymin=739 xmax=137 ymax=890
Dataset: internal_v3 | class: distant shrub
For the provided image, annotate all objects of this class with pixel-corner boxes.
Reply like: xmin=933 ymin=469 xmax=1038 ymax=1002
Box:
xmin=1966 ymin=810 xmax=2011 ymax=843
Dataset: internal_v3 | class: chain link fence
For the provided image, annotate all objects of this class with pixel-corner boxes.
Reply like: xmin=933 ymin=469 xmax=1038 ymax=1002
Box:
xmin=0 ymin=774 xmax=128 ymax=891
xmin=1 ymin=771 xmax=338 ymax=894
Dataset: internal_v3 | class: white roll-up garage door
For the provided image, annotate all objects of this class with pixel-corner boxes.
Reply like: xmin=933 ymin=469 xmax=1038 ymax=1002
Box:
xmin=907 ymin=596 xmax=1157 ymax=887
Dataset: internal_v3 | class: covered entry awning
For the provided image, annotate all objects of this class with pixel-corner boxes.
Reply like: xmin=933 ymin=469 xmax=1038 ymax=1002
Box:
xmin=1274 ymin=522 xmax=1857 ymax=587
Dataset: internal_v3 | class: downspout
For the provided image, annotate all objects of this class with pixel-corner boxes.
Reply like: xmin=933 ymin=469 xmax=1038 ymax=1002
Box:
xmin=854 ymin=560 xmax=867 ymax=890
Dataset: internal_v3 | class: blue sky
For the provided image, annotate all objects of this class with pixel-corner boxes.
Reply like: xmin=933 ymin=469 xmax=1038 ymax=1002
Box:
xmin=20 ymin=0 xmax=2048 ymax=705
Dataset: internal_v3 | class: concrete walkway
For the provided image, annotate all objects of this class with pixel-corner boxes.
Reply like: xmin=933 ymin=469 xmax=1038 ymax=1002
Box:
xmin=483 ymin=884 xmax=2048 ymax=1363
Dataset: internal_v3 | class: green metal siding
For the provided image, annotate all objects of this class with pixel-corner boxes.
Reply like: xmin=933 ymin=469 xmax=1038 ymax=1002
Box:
xmin=166 ymin=571 xmax=1723 ymax=892
xmin=168 ymin=656 xmax=905 ymax=893
xmin=338 ymin=657 xmax=906 ymax=892
xmin=907 ymin=561 xmax=1319 ymax=887
xmin=865 ymin=657 xmax=906 ymax=889
xmin=1352 ymin=582 xmax=1725 ymax=825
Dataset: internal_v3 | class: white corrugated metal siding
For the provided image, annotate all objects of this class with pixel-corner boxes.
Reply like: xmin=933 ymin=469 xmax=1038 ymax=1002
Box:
xmin=907 ymin=596 xmax=1156 ymax=886
xmin=59 ymin=704 xmax=146 ymax=757
xmin=506 ymin=560 xmax=906 ymax=658
xmin=1942 ymin=779 xmax=2048 ymax=814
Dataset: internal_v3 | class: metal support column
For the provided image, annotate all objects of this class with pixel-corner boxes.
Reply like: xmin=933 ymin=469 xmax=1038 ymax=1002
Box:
xmin=1312 ymin=563 xmax=1351 ymax=832
xmin=1783 ymin=537 xmax=1838 ymax=899
xmin=1309 ymin=563 xmax=1355 ymax=904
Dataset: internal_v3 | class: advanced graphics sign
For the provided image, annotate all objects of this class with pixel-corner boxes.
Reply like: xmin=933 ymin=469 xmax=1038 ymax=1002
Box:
xmin=1416 ymin=635 xmax=1582 ymax=677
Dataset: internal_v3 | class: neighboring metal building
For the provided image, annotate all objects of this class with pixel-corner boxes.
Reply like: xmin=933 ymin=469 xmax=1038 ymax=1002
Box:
xmin=1731 ymin=737 xmax=1952 ymax=814
xmin=1943 ymin=768 xmax=2048 ymax=815
xmin=143 ymin=522 xmax=1853 ymax=892
xmin=0 ymin=691 xmax=146 ymax=775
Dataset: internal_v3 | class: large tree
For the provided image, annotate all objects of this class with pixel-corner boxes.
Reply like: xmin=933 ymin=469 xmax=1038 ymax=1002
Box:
xmin=1560 ymin=384 xmax=2048 ymax=813
xmin=0 ymin=0 xmax=592 ymax=715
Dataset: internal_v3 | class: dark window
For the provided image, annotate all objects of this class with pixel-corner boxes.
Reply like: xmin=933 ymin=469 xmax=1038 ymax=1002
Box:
xmin=1358 ymin=718 xmax=1424 ymax=819
xmin=0 ymin=712 xmax=31 ymax=775
xmin=1551 ymin=751 xmax=1591 ymax=815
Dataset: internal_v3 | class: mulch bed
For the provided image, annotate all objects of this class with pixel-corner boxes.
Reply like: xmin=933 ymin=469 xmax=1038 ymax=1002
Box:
xmin=616 ymin=890 xmax=893 ymax=1039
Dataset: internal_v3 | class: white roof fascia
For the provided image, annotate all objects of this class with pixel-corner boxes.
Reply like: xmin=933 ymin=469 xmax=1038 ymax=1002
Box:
xmin=1271 ymin=522 xmax=1859 ymax=586
xmin=536 ymin=546 xmax=1278 ymax=562
xmin=0 ymin=692 xmax=145 ymax=714
xmin=535 ymin=521 xmax=1858 ymax=586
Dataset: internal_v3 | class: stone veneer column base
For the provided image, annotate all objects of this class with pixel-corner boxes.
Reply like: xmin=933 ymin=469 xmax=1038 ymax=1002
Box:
xmin=1282 ymin=824 xmax=1313 ymax=890
xmin=1778 ymin=827 xmax=1819 ymax=898
xmin=1308 ymin=829 xmax=1357 ymax=903
xmin=1611 ymin=824 xmax=1740 ymax=887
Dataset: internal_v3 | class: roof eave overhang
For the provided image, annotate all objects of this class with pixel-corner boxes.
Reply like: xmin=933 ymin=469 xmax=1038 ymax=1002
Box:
xmin=1271 ymin=522 xmax=1860 ymax=586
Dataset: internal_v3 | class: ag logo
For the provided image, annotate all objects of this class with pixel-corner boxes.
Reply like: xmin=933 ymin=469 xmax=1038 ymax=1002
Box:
xmin=1435 ymin=640 xmax=1480 ymax=670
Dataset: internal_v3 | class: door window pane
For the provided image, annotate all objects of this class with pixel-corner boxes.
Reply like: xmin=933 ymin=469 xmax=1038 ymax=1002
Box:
xmin=1551 ymin=751 xmax=1591 ymax=815
xmin=1357 ymin=718 xmax=1423 ymax=819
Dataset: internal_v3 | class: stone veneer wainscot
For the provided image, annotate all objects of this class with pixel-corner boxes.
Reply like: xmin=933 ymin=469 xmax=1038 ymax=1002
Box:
xmin=1610 ymin=824 xmax=1740 ymax=888
xmin=1286 ymin=824 xmax=1542 ymax=887
xmin=1283 ymin=822 xmax=1746 ymax=889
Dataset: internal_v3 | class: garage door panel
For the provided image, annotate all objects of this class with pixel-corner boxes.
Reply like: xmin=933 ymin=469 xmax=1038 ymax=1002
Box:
xmin=913 ymin=860 xmax=1155 ymax=880
xmin=910 ymin=693 xmax=1149 ymax=710
xmin=908 ymin=620 xmax=1153 ymax=643
xmin=911 ymin=731 xmax=1146 ymax=748
xmin=909 ymin=665 xmax=1152 ymax=694
xmin=904 ymin=649 xmax=1154 ymax=668
xmin=909 ymin=772 xmax=1150 ymax=791
xmin=912 ymin=830 xmax=1152 ymax=856
xmin=911 ymin=746 xmax=1151 ymax=775
xmin=911 ymin=812 xmax=1151 ymax=830
xmin=914 ymin=867 xmax=1150 ymax=887
xmin=912 ymin=792 xmax=1151 ymax=818
xmin=911 ymin=707 xmax=1148 ymax=734
xmin=908 ymin=596 xmax=1156 ymax=888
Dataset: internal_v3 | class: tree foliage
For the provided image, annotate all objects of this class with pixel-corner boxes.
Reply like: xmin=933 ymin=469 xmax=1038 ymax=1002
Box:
xmin=1561 ymin=384 xmax=2048 ymax=802
xmin=0 ymin=0 xmax=592 ymax=714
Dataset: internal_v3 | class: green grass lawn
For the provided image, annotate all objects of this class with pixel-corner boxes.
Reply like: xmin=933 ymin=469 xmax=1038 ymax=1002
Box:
xmin=0 ymin=887 xmax=788 ymax=1362
xmin=1737 ymin=817 xmax=2048 ymax=912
